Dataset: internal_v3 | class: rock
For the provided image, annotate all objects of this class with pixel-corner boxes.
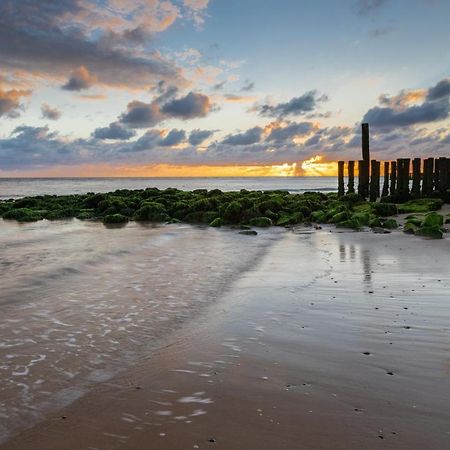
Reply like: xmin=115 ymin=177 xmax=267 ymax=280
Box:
xmin=372 ymin=227 xmax=391 ymax=234
xmin=249 ymin=216 xmax=272 ymax=227
xmin=415 ymin=225 xmax=443 ymax=239
xmin=373 ymin=202 xmax=398 ymax=216
xmin=239 ymin=230 xmax=258 ymax=236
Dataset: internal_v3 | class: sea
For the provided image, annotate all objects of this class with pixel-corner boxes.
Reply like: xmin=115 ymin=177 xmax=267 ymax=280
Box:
xmin=0 ymin=176 xmax=340 ymax=200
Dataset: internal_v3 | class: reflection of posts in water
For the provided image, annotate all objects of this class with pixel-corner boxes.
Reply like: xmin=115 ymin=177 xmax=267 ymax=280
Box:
xmin=338 ymin=241 xmax=370 ymax=286
xmin=361 ymin=248 xmax=371 ymax=284
xmin=339 ymin=244 xmax=346 ymax=263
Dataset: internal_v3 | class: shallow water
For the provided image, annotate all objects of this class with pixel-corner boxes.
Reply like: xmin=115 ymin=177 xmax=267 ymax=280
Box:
xmin=0 ymin=219 xmax=279 ymax=442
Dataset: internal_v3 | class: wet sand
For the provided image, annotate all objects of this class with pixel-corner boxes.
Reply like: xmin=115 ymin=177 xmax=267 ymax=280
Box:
xmin=2 ymin=226 xmax=450 ymax=449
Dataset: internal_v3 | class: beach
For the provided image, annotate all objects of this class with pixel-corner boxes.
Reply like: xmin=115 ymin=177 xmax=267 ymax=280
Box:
xmin=1 ymin=220 xmax=449 ymax=449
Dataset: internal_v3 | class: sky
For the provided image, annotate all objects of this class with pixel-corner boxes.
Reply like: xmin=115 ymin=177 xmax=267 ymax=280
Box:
xmin=0 ymin=0 xmax=449 ymax=177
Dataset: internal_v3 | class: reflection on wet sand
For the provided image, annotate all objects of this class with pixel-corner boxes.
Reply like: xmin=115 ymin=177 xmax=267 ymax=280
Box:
xmin=338 ymin=240 xmax=372 ymax=286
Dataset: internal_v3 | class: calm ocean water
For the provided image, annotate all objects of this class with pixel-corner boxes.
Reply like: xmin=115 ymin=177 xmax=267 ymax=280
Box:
xmin=0 ymin=177 xmax=339 ymax=199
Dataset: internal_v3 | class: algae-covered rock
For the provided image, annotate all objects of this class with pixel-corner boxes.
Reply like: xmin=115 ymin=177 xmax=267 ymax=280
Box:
xmin=403 ymin=223 xmax=418 ymax=234
xmin=397 ymin=198 xmax=444 ymax=214
xmin=310 ymin=210 xmax=326 ymax=223
xmin=422 ymin=212 xmax=444 ymax=227
xmin=329 ymin=210 xmax=350 ymax=224
xmin=209 ymin=217 xmax=223 ymax=227
xmin=373 ymin=203 xmax=398 ymax=216
xmin=223 ymin=201 xmax=244 ymax=223
xmin=249 ymin=217 xmax=272 ymax=227
xmin=336 ymin=218 xmax=362 ymax=230
xmin=382 ymin=218 xmax=398 ymax=229
xmin=276 ymin=212 xmax=304 ymax=226
xmin=134 ymin=202 xmax=168 ymax=221
xmin=103 ymin=214 xmax=128 ymax=224
xmin=415 ymin=226 xmax=443 ymax=239
xmin=2 ymin=208 xmax=44 ymax=222
xmin=405 ymin=216 xmax=422 ymax=227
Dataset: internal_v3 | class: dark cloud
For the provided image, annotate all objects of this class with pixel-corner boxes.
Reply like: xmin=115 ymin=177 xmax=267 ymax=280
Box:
xmin=132 ymin=130 xmax=162 ymax=152
xmin=0 ymin=0 xmax=186 ymax=90
xmin=363 ymin=78 xmax=450 ymax=129
xmin=355 ymin=0 xmax=389 ymax=15
xmin=258 ymin=91 xmax=328 ymax=118
xmin=62 ymin=66 xmax=96 ymax=91
xmin=266 ymin=122 xmax=315 ymax=143
xmin=120 ymin=101 xmax=163 ymax=128
xmin=158 ymin=129 xmax=186 ymax=146
xmin=92 ymin=122 xmax=136 ymax=140
xmin=119 ymin=91 xmax=214 ymax=128
xmin=240 ymin=80 xmax=255 ymax=92
xmin=161 ymin=92 xmax=212 ymax=119
xmin=188 ymin=129 xmax=215 ymax=145
xmin=426 ymin=78 xmax=450 ymax=101
xmin=41 ymin=103 xmax=62 ymax=120
xmin=222 ymin=127 xmax=264 ymax=145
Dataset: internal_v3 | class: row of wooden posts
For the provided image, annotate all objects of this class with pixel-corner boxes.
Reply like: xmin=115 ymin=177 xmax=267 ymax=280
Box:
xmin=337 ymin=124 xmax=450 ymax=201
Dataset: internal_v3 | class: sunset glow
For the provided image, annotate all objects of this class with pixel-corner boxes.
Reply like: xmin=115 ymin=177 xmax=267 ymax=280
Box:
xmin=301 ymin=155 xmax=338 ymax=177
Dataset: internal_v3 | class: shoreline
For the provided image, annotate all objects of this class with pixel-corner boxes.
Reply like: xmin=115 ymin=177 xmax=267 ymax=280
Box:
xmin=2 ymin=227 xmax=449 ymax=449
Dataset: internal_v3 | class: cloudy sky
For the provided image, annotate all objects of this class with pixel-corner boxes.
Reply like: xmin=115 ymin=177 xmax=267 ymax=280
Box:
xmin=0 ymin=0 xmax=449 ymax=176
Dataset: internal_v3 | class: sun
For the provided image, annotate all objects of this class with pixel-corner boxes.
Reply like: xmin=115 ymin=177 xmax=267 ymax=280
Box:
xmin=301 ymin=155 xmax=338 ymax=176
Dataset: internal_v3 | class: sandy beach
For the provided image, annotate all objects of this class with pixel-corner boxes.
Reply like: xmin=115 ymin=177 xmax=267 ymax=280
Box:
xmin=2 ymin=223 xmax=449 ymax=450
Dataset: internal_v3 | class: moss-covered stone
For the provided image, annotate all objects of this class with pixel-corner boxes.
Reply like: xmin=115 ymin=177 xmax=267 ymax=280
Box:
xmin=422 ymin=212 xmax=443 ymax=227
xmin=403 ymin=223 xmax=418 ymax=234
xmin=134 ymin=202 xmax=168 ymax=221
xmin=373 ymin=203 xmax=398 ymax=216
xmin=397 ymin=198 xmax=444 ymax=214
xmin=103 ymin=214 xmax=128 ymax=224
xmin=382 ymin=218 xmax=398 ymax=229
xmin=2 ymin=208 xmax=44 ymax=222
xmin=249 ymin=217 xmax=272 ymax=227
xmin=415 ymin=226 xmax=443 ymax=239
xmin=209 ymin=217 xmax=223 ymax=227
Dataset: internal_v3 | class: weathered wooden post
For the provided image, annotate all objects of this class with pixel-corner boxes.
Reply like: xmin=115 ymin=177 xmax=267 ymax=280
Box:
xmin=347 ymin=161 xmax=355 ymax=194
xmin=389 ymin=161 xmax=397 ymax=195
xmin=401 ymin=158 xmax=411 ymax=199
xmin=369 ymin=160 xmax=380 ymax=202
xmin=411 ymin=158 xmax=421 ymax=197
xmin=382 ymin=161 xmax=389 ymax=197
xmin=361 ymin=123 xmax=370 ymax=198
xmin=437 ymin=157 xmax=448 ymax=194
xmin=422 ymin=157 xmax=434 ymax=196
xmin=358 ymin=160 xmax=368 ymax=198
xmin=396 ymin=158 xmax=404 ymax=195
xmin=338 ymin=161 xmax=345 ymax=197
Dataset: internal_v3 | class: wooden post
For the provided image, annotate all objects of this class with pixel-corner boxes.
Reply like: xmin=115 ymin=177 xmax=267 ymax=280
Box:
xmin=437 ymin=157 xmax=448 ymax=194
xmin=389 ymin=161 xmax=397 ymax=195
xmin=382 ymin=161 xmax=389 ymax=197
xmin=347 ymin=161 xmax=355 ymax=194
xmin=401 ymin=158 xmax=411 ymax=199
xmin=338 ymin=161 xmax=345 ymax=197
xmin=422 ymin=157 xmax=434 ymax=196
xmin=411 ymin=158 xmax=421 ymax=197
xmin=369 ymin=160 xmax=380 ymax=202
xmin=358 ymin=160 xmax=369 ymax=198
xmin=396 ymin=159 xmax=403 ymax=195
xmin=361 ymin=123 xmax=370 ymax=198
